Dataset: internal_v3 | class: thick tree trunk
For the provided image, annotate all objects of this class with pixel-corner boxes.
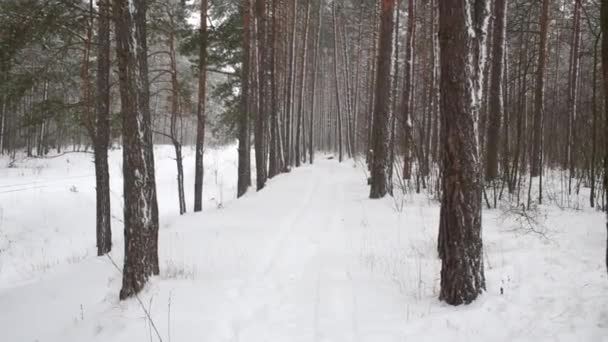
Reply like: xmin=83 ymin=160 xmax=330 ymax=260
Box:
xmin=194 ymin=0 xmax=208 ymax=212
xmin=369 ymin=0 xmax=394 ymax=198
xmin=113 ymin=0 xmax=158 ymax=300
xmin=437 ymin=0 xmax=488 ymax=305
xmin=238 ymin=0 xmax=253 ymax=198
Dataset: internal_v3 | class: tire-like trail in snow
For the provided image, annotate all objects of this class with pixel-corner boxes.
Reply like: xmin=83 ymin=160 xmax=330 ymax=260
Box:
xmin=229 ymin=161 xmax=361 ymax=341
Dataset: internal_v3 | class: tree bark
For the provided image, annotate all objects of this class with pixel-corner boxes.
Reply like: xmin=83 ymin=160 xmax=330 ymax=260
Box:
xmin=238 ymin=0 xmax=253 ymax=197
xmin=531 ymin=0 xmax=549 ymax=177
xmin=369 ymin=0 xmax=394 ymax=198
xmin=601 ymin=0 xmax=608 ymax=274
xmin=484 ymin=0 xmax=506 ymax=182
xmin=437 ymin=0 xmax=488 ymax=305
xmin=295 ymin=0 xmax=311 ymax=167
xmin=400 ymin=0 xmax=416 ymax=181
xmin=255 ymin=0 xmax=269 ymax=190
xmin=113 ymin=0 xmax=158 ymax=300
xmin=95 ymin=0 xmax=112 ymax=256
xmin=194 ymin=0 xmax=208 ymax=212
xmin=332 ymin=2 xmax=344 ymax=163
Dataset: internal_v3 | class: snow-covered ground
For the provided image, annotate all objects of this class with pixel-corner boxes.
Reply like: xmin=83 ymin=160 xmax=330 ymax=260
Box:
xmin=0 ymin=147 xmax=607 ymax=341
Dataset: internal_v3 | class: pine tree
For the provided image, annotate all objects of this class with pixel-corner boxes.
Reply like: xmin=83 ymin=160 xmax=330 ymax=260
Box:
xmin=437 ymin=0 xmax=488 ymax=305
xmin=369 ymin=0 xmax=395 ymax=199
xmin=113 ymin=0 xmax=159 ymax=300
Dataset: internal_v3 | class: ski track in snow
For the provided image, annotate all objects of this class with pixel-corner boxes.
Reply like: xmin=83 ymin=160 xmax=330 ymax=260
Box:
xmin=1 ymin=147 xmax=608 ymax=341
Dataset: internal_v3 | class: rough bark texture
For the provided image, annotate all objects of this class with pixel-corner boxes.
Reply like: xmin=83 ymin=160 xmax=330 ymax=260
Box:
xmin=194 ymin=0 xmax=208 ymax=212
xmin=566 ymin=0 xmax=581 ymax=191
xmin=530 ymin=0 xmax=549 ymax=177
xmin=485 ymin=0 xmax=506 ymax=181
xmin=254 ymin=0 xmax=268 ymax=190
xmin=369 ymin=0 xmax=394 ymax=199
xmin=400 ymin=0 xmax=416 ymax=181
xmin=95 ymin=0 xmax=112 ymax=256
xmin=601 ymin=0 xmax=608 ymax=275
xmin=238 ymin=0 xmax=253 ymax=198
xmin=295 ymin=0 xmax=311 ymax=168
xmin=113 ymin=0 xmax=158 ymax=300
xmin=437 ymin=0 xmax=486 ymax=305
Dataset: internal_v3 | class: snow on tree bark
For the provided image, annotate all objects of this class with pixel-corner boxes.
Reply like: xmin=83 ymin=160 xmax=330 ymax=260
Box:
xmin=113 ymin=0 xmax=159 ymax=300
xmin=437 ymin=0 xmax=487 ymax=305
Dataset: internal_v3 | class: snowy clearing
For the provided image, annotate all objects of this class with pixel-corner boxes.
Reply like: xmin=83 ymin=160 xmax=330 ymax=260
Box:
xmin=0 ymin=146 xmax=607 ymax=341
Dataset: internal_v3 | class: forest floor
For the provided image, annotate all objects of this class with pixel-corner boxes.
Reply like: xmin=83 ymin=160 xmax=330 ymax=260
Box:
xmin=0 ymin=145 xmax=607 ymax=341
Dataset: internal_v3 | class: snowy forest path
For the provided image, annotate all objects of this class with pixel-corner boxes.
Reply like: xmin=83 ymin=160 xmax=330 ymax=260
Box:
xmin=225 ymin=160 xmax=363 ymax=341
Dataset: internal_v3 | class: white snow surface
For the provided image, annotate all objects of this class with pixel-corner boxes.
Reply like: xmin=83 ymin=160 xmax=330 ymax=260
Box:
xmin=0 ymin=145 xmax=607 ymax=341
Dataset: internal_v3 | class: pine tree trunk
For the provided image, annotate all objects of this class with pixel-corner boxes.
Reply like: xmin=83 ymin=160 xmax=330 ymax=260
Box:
xmin=531 ymin=0 xmax=549 ymax=177
xmin=437 ymin=0 xmax=488 ymax=305
xmin=400 ymin=0 xmax=415 ymax=181
xmin=194 ymin=0 xmax=208 ymax=211
xmin=332 ymin=2 xmax=344 ymax=163
xmin=95 ymin=0 xmax=112 ymax=256
xmin=369 ymin=0 xmax=394 ymax=198
xmin=113 ymin=0 xmax=158 ymax=300
xmin=295 ymin=0 xmax=311 ymax=167
xmin=255 ymin=0 xmax=269 ymax=190
xmin=485 ymin=0 xmax=506 ymax=182
xmin=600 ymin=0 xmax=608 ymax=274
xmin=308 ymin=0 xmax=322 ymax=164
xmin=566 ymin=0 xmax=581 ymax=193
xmin=238 ymin=0 xmax=253 ymax=198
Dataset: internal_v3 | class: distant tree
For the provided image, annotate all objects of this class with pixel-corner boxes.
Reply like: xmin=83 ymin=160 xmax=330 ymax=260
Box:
xmin=194 ymin=0 xmax=208 ymax=212
xmin=601 ymin=0 xmax=608 ymax=274
xmin=485 ymin=0 xmax=506 ymax=183
xmin=237 ymin=0 xmax=253 ymax=198
xmin=369 ymin=0 xmax=395 ymax=198
xmin=400 ymin=0 xmax=415 ymax=181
